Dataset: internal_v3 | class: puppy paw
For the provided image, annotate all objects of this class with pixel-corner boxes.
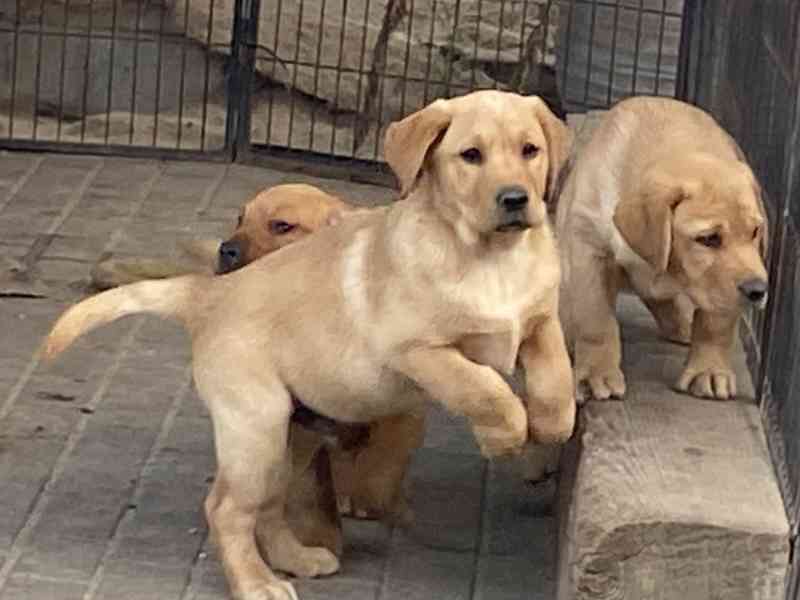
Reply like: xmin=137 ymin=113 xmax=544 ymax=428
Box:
xmin=575 ymin=364 xmax=626 ymax=403
xmin=676 ymin=364 xmax=737 ymax=400
xmin=239 ymin=580 xmax=299 ymax=600
xmin=270 ymin=546 xmax=340 ymax=579
xmin=529 ymin=399 xmax=576 ymax=445
xmin=473 ymin=399 xmax=528 ymax=458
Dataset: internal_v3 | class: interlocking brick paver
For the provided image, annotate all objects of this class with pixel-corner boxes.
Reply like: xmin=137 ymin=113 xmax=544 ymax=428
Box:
xmin=0 ymin=152 xmax=557 ymax=600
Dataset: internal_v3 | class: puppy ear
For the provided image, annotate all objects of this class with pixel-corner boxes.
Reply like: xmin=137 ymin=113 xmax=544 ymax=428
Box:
xmin=613 ymin=171 xmax=685 ymax=273
xmin=529 ymin=96 xmax=573 ymax=204
xmin=384 ymin=99 xmax=452 ymax=196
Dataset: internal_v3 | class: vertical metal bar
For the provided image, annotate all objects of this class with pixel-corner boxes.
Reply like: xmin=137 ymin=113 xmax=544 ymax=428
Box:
xmin=56 ymin=0 xmax=71 ymax=141
xmin=675 ymin=0 xmax=696 ymax=101
xmin=560 ymin=0 xmax=575 ymax=108
xmin=510 ymin=0 xmax=525 ymax=93
xmin=308 ymin=0 xmax=328 ymax=150
xmin=152 ymin=0 xmax=168 ymax=147
xmin=398 ymin=0 xmax=414 ymax=117
xmin=494 ymin=0 xmax=507 ymax=90
xmin=443 ymin=0 xmax=462 ymax=97
xmin=692 ymin=0 xmax=707 ymax=105
xmin=286 ymin=0 xmax=306 ymax=149
xmin=32 ymin=0 xmax=47 ymax=140
xmin=234 ymin=0 xmax=259 ymax=157
xmin=103 ymin=0 xmax=119 ymax=144
xmin=420 ymin=0 xmax=437 ymax=106
xmin=370 ymin=54 xmax=388 ymax=160
xmin=328 ymin=0 xmax=350 ymax=156
xmin=200 ymin=0 xmax=217 ymax=150
xmin=8 ymin=0 xmax=22 ymax=138
xmin=79 ymin=0 xmax=94 ymax=142
xmin=224 ymin=0 xmax=242 ymax=156
xmin=653 ymin=0 xmax=667 ymax=96
xmin=128 ymin=0 xmax=144 ymax=145
xmin=631 ymin=0 xmax=643 ymax=96
xmin=349 ymin=0 xmax=372 ymax=156
xmin=265 ymin=0 xmax=284 ymax=145
xmin=581 ymin=0 xmax=598 ymax=108
xmin=605 ymin=1 xmax=619 ymax=106
xmin=330 ymin=0 xmax=347 ymax=155
xmin=176 ymin=0 xmax=192 ymax=149
xmin=470 ymin=0 xmax=483 ymax=91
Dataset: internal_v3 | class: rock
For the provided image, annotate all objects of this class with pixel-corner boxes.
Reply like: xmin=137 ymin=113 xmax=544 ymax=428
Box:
xmin=0 ymin=0 xmax=227 ymax=119
xmin=174 ymin=0 xmax=557 ymax=119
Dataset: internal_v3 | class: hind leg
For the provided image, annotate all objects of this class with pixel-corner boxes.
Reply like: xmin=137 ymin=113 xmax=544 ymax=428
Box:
xmin=198 ymin=372 xmax=338 ymax=600
xmin=284 ymin=425 xmax=343 ymax=557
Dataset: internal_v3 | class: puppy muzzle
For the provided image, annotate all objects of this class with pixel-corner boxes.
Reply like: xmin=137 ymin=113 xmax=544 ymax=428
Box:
xmin=217 ymin=239 xmax=243 ymax=274
xmin=495 ymin=186 xmax=531 ymax=232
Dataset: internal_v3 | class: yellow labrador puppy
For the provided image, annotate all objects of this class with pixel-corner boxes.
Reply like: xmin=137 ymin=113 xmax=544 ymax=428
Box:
xmin=556 ymin=96 xmax=768 ymax=402
xmin=92 ymin=183 xmax=425 ymax=551
xmin=42 ymin=90 xmax=575 ymax=600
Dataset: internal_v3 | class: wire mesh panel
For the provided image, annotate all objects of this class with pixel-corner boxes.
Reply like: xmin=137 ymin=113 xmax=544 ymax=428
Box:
xmin=686 ymin=2 xmax=800 ymax=593
xmin=242 ymin=0 xmax=562 ymax=164
xmin=0 ymin=0 xmax=235 ymax=155
xmin=555 ymin=0 xmax=684 ymax=111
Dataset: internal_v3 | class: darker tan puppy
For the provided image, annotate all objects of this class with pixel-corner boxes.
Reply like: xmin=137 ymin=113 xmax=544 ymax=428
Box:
xmin=556 ymin=96 xmax=768 ymax=402
xmin=42 ymin=90 xmax=575 ymax=600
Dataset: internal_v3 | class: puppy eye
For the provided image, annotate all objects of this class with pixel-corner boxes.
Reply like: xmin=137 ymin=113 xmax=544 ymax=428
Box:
xmin=695 ymin=232 xmax=722 ymax=248
xmin=522 ymin=143 xmax=539 ymax=159
xmin=236 ymin=213 xmax=244 ymax=228
xmin=752 ymin=226 xmax=761 ymax=240
xmin=268 ymin=220 xmax=296 ymax=235
xmin=460 ymin=147 xmax=482 ymax=164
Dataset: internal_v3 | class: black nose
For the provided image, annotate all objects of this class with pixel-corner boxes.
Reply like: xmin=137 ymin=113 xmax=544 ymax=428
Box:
xmin=218 ymin=240 xmax=242 ymax=274
xmin=738 ymin=278 xmax=768 ymax=303
xmin=496 ymin=186 xmax=529 ymax=211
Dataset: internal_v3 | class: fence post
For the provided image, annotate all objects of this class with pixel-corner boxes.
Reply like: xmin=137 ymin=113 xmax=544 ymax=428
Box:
xmin=675 ymin=0 xmax=702 ymax=103
xmin=225 ymin=0 xmax=259 ymax=161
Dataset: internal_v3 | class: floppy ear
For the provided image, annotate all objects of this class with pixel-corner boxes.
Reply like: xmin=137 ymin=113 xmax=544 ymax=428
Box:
xmin=613 ymin=171 xmax=685 ymax=273
xmin=529 ymin=96 xmax=573 ymax=204
xmin=383 ymin=99 xmax=452 ymax=196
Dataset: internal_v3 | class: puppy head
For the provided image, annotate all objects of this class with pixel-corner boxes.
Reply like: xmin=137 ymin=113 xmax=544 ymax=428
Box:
xmin=217 ymin=184 xmax=350 ymax=274
xmin=384 ymin=91 xmax=571 ymax=242
xmin=613 ymin=154 xmax=769 ymax=313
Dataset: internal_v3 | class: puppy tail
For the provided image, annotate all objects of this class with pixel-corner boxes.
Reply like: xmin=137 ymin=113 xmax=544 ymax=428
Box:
xmin=42 ymin=275 xmax=201 ymax=360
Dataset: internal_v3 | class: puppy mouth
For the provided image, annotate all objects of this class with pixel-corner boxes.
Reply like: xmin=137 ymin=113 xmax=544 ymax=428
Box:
xmin=495 ymin=219 xmax=530 ymax=233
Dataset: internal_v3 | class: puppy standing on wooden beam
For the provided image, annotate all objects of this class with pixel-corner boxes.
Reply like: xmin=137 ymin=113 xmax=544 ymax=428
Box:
xmin=556 ymin=96 xmax=769 ymax=402
xmin=42 ymin=90 xmax=575 ymax=600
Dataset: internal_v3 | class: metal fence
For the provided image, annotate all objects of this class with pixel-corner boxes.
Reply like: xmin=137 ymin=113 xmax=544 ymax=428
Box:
xmin=682 ymin=1 xmax=799 ymax=597
xmin=1 ymin=0 xmax=686 ymax=178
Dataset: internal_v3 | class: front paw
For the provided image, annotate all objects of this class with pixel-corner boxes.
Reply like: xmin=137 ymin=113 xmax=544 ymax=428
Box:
xmin=575 ymin=361 xmax=626 ymax=403
xmin=473 ymin=399 xmax=528 ymax=458
xmin=238 ymin=580 xmax=299 ymax=600
xmin=529 ymin=398 xmax=575 ymax=445
xmin=676 ymin=361 xmax=737 ymax=400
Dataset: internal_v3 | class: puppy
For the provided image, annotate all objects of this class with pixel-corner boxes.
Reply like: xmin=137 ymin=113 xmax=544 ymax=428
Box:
xmin=93 ymin=183 xmax=424 ymax=549
xmin=216 ymin=185 xmax=425 ymax=538
xmin=43 ymin=90 xmax=575 ymax=600
xmin=556 ymin=96 xmax=768 ymax=402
